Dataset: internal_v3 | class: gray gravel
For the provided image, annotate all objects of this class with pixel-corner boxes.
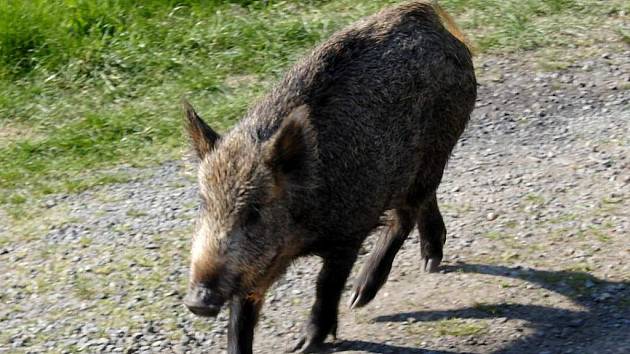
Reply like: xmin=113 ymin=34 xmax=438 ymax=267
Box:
xmin=0 ymin=49 xmax=628 ymax=354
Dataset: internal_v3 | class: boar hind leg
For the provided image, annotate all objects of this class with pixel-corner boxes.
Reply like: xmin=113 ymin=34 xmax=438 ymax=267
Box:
xmin=348 ymin=209 xmax=415 ymax=309
xmin=418 ymin=193 xmax=446 ymax=273
xmin=291 ymin=250 xmax=358 ymax=353
xmin=228 ymin=296 xmax=263 ymax=354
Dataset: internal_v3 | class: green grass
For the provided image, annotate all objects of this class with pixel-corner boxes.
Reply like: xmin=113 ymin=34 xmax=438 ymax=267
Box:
xmin=1 ymin=0 xmax=628 ymax=210
xmin=524 ymin=193 xmax=546 ymax=205
xmin=473 ymin=302 xmax=503 ymax=315
xmin=484 ymin=230 xmax=504 ymax=240
xmin=404 ymin=317 xmax=488 ymax=338
xmin=434 ymin=318 xmax=488 ymax=336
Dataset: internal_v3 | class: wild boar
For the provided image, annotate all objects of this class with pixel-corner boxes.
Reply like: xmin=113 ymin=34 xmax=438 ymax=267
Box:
xmin=182 ymin=1 xmax=476 ymax=353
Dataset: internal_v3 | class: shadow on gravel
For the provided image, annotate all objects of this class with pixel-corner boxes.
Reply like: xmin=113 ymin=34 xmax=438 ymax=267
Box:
xmin=332 ymin=340 xmax=458 ymax=353
xmin=343 ymin=263 xmax=629 ymax=353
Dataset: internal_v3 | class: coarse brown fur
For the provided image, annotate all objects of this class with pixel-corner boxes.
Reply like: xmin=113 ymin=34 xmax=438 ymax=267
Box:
xmin=182 ymin=2 xmax=477 ymax=353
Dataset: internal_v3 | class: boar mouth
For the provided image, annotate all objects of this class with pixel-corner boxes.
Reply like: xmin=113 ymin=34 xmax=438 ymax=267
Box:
xmin=183 ymin=285 xmax=226 ymax=318
xmin=187 ymin=303 xmax=222 ymax=318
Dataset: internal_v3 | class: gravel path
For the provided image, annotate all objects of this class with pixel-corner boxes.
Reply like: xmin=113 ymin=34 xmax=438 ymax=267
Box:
xmin=1 ymin=48 xmax=628 ymax=354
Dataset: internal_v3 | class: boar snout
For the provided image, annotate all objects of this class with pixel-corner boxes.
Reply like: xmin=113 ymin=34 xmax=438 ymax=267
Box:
xmin=183 ymin=284 xmax=225 ymax=317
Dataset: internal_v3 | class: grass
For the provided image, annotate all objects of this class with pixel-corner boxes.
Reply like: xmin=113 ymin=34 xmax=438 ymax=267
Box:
xmin=484 ymin=230 xmax=504 ymax=240
xmin=1 ymin=0 xmax=628 ymax=212
xmin=473 ymin=302 xmax=503 ymax=315
xmin=524 ymin=193 xmax=546 ymax=205
xmin=404 ymin=317 xmax=489 ymax=338
xmin=434 ymin=318 xmax=488 ymax=336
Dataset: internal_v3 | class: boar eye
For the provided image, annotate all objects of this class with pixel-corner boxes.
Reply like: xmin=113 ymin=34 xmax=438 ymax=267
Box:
xmin=243 ymin=204 xmax=261 ymax=226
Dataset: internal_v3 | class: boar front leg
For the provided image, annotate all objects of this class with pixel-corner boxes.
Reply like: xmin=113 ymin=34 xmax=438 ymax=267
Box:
xmin=290 ymin=249 xmax=358 ymax=353
xmin=228 ymin=296 xmax=262 ymax=354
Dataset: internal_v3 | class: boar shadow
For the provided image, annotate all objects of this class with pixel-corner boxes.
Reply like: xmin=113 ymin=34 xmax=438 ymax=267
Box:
xmin=338 ymin=263 xmax=629 ymax=353
xmin=330 ymin=340 xmax=459 ymax=353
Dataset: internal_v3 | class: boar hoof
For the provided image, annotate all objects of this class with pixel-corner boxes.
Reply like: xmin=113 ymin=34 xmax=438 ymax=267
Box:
xmin=288 ymin=335 xmax=327 ymax=353
xmin=423 ymin=257 xmax=441 ymax=273
xmin=348 ymin=285 xmax=370 ymax=310
xmin=349 ymin=273 xmax=384 ymax=309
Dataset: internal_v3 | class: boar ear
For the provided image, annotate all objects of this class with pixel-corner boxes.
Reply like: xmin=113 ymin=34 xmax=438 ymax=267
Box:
xmin=265 ymin=105 xmax=317 ymax=182
xmin=182 ymin=99 xmax=220 ymax=159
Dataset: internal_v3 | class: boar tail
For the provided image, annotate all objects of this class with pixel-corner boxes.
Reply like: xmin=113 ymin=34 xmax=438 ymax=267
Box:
xmin=430 ymin=1 xmax=476 ymax=55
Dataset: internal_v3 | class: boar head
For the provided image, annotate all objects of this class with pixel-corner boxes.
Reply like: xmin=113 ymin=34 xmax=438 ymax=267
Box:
xmin=181 ymin=100 xmax=316 ymax=317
